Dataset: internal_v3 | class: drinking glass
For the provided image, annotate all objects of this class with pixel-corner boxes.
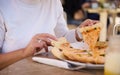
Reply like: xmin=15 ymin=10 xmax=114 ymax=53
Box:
xmin=104 ymin=36 xmax=120 ymax=75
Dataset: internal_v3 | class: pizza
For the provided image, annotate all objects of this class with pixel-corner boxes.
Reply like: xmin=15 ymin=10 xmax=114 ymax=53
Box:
xmin=51 ymin=37 xmax=106 ymax=64
xmin=51 ymin=22 xmax=106 ymax=64
xmin=79 ymin=22 xmax=102 ymax=57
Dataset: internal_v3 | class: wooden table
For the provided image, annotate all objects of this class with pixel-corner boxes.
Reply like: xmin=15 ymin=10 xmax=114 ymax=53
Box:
xmin=0 ymin=55 xmax=104 ymax=75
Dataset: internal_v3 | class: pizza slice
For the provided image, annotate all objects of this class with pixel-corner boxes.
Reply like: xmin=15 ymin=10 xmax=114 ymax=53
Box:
xmin=79 ymin=22 xmax=102 ymax=55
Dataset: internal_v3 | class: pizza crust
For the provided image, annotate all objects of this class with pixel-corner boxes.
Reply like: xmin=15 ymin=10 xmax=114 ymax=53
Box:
xmin=51 ymin=47 xmax=66 ymax=59
xmin=51 ymin=37 xmax=70 ymax=50
xmin=79 ymin=22 xmax=103 ymax=33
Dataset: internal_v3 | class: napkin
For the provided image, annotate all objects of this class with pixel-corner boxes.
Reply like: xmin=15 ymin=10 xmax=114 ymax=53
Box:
xmin=32 ymin=57 xmax=69 ymax=69
xmin=32 ymin=57 xmax=86 ymax=70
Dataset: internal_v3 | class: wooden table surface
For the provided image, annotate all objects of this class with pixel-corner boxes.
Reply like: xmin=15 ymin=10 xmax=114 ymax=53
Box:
xmin=0 ymin=52 xmax=104 ymax=75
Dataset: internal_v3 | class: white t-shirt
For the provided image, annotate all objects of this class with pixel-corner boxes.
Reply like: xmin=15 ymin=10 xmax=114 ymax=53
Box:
xmin=0 ymin=0 xmax=77 ymax=53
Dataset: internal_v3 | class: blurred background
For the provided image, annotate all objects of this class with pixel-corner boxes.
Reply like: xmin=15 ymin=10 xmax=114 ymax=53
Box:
xmin=60 ymin=0 xmax=120 ymax=37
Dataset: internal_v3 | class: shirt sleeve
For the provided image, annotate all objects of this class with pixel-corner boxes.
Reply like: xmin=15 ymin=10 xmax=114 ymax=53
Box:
xmin=0 ymin=11 xmax=5 ymax=51
xmin=54 ymin=0 xmax=77 ymax=43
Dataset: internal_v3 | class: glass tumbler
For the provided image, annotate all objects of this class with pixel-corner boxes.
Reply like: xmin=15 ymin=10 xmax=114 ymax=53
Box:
xmin=104 ymin=35 xmax=120 ymax=75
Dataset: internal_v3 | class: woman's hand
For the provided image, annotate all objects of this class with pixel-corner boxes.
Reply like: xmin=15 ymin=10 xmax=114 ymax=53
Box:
xmin=23 ymin=33 xmax=57 ymax=57
xmin=79 ymin=19 xmax=99 ymax=28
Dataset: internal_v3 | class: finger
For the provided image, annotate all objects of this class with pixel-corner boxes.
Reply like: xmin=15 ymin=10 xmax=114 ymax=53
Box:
xmin=79 ymin=19 xmax=91 ymax=27
xmin=80 ymin=19 xmax=99 ymax=27
xmin=87 ymin=19 xmax=98 ymax=24
xmin=35 ymin=40 xmax=44 ymax=52
xmin=36 ymin=47 xmax=41 ymax=52
xmin=35 ymin=40 xmax=49 ymax=52
xmin=93 ymin=20 xmax=99 ymax=24
xmin=42 ymin=33 xmax=58 ymax=41
xmin=43 ymin=42 xmax=48 ymax=52
xmin=88 ymin=20 xmax=99 ymax=26
xmin=35 ymin=34 xmax=58 ymax=46
xmin=39 ymin=38 xmax=52 ymax=46
xmin=35 ymin=33 xmax=58 ymax=41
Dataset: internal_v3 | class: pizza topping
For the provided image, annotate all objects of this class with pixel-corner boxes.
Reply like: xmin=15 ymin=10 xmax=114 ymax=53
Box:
xmin=77 ymin=54 xmax=81 ymax=57
xmin=94 ymin=27 xmax=97 ymax=30
xmin=100 ymin=54 xmax=105 ymax=57
xmin=87 ymin=51 xmax=92 ymax=56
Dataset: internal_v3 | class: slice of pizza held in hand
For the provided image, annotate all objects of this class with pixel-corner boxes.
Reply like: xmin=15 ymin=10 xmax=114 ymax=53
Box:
xmin=79 ymin=22 xmax=103 ymax=57
xmin=79 ymin=22 xmax=103 ymax=51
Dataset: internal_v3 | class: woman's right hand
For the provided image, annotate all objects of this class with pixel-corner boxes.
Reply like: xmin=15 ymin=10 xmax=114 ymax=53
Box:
xmin=23 ymin=33 xmax=57 ymax=57
xmin=79 ymin=19 xmax=99 ymax=28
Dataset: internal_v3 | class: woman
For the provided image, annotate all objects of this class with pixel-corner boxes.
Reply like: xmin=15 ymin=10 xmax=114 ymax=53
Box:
xmin=0 ymin=0 xmax=98 ymax=70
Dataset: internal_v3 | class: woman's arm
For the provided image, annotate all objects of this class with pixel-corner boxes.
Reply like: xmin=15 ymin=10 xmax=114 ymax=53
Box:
xmin=0 ymin=48 xmax=25 ymax=70
xmin=54 ymin=0 xmax=83 ymax=43
xmin=55 ymin=1 xmax=98 ymax=43
xmin=0 ymin=33 xmax=57 ymax=70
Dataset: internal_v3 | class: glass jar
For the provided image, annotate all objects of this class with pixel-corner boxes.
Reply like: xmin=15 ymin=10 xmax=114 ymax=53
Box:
xmin=104 ymin=36 xmax=120 ymax=75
